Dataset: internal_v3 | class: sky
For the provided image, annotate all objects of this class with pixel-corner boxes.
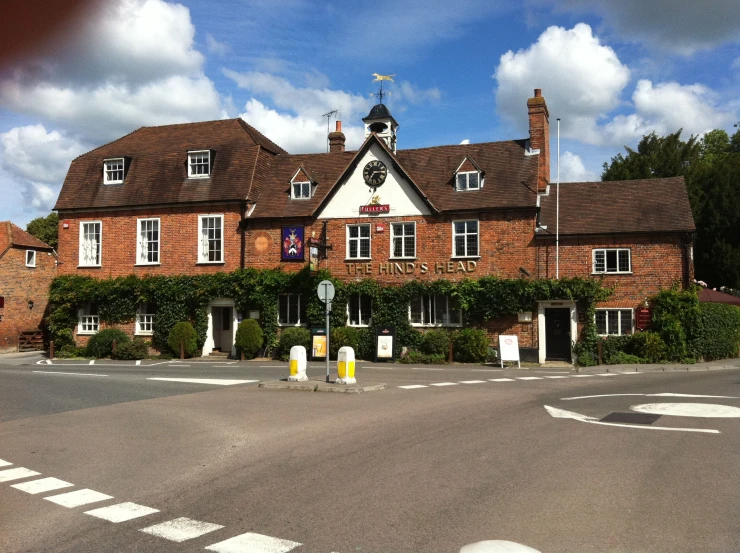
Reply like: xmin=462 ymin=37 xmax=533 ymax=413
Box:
xmin=0 ymin=0 xmax=739 ymax=226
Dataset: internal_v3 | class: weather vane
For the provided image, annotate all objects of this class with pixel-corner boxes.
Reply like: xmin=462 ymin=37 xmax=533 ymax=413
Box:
xmin=370 ymin=73 xmax=395 ymax=104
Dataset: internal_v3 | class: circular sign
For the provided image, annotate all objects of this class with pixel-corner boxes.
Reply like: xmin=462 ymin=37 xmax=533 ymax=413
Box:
xmin=317 ymin=280 xmax=335 ymax=303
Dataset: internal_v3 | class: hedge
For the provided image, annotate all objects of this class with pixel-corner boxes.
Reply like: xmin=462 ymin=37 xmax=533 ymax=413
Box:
xmin=693 ymin=303 xmax=740 ymax=361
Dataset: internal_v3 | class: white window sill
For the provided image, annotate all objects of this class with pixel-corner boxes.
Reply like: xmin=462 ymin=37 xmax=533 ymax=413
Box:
xmin=451 ymin=255 xmax=481 ymax=260
xmin=291 ymin=197 xmax=311 ymax=200
xmin=77 ymin=331 xmax=99 ymax=336
xmin=597 ymin=333 xmax=633 ymax=337
xmin=348 ymin=324 xmax=370 ymax=328
xmin=134 ymin=263 xmax=161 ymax=267
xmin=187 ymin=175 xmax=211 ymax=180
xmin=103 ymin=181 xmax=123 ymax=186
xmin=278 ymin=323 xmax=307 ymax=328
xmin=78 ymin=265 xmax=102 ymax=268
xmin=591 ymin=272 xmax=633 ymax=276
xmin=345 ymin=258 xmax=372 ymax=262
xmin=388 ymin=257 xmax=417 ymax=261
xmin=196 ymin=261 xmax=225 ymax=265
xmin=135 ymin=332 xmax=153 ymax=337
xmin=455 ymin=188 xmax=480 ymax=192
xmin=410 ymin=323 xmax=463 ymax=328
xmin=25 ymin=265 xmax=36 ymax=269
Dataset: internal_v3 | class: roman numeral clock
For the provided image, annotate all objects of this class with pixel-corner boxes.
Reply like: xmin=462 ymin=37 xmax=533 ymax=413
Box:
xmin=363 ymin=160 xmax=387 ymax=187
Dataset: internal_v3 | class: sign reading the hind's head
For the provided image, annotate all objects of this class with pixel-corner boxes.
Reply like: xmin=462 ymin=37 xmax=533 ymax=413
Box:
xmin=281 ymin=226 xmax=304 ymax=261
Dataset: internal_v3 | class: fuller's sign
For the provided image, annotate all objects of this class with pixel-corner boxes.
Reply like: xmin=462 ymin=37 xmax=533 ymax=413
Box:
xmin=360 ymin=204 xmax=390 ymax=214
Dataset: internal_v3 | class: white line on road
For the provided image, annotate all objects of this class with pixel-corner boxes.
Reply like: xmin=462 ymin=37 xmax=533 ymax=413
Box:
xmin=489 ymin=378 xmax=514 ymax=382
xmin=0 ymin=467 xmax=41 ymax=482
xmin=561 ymin=392 xmax=740 ymax=401
xmin=571 ymin=374 xmax=595 ymax=378
xmin=259 ymin=365 xmax=282 ymax=368
xmin=89 ymin=360 xmax=95 ymax=365
xmin=85 ymin=502 xmax=159 ymax=522
xmin=33 ymin=371 xmax=108 ymax=377
xmin=0 ymin=459 xmax=12 ymax=467
xmin=471 ymin=369 xmax=503 ymax=372
xmin=206 ymin=532 xmax=302 ymax=553
xmin=147 ymin=378 xmax=259 ymax=386
xmin=135 ymin=360 xmax=141 ymax=366
xmin=397 ymin=385 xmax=428 ymax=389
xmin=11 ymin=477 xmax=73 ymax=494
xmin=516 ymin=377 xmax=543 ymax=380
xmin=460 ymin=380 xmax=487 ymax=384
xmin=596 ymin=373 xmax=617 ymax=376
xmin=543 ymin=376 xmax=569 ymax=379
xmin=364 ymin=366 xmax=394 ymax=370
xmin=45 ymin=359 xmax=52 ymax=365
xmin=139 ymin=517 xmax=224 ymax=542
xmin=430 ymin=382 xmax=459 ymax=386
xmin=412 ymin=367 xmax=444 ymax=371
xmin=44 ymin=488 xmax=113 ymax=508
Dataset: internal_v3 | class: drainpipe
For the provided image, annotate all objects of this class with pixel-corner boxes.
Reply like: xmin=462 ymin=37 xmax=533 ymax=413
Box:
xmin=240 ymin=200 xmax=247 ymax=270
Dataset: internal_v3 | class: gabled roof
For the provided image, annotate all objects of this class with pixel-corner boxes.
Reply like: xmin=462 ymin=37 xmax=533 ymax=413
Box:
xmin=538 ymin=177 xmax=696 ymax=236
xmin=699 ymin=288 xmax=740 ymax=306
xmin=54 ymin=118 xmax=287 ymax=211
xmin=454 ymin=156 xmax=484 ymax=174
xmin=0 ymin=221 xmax=53 ymax=254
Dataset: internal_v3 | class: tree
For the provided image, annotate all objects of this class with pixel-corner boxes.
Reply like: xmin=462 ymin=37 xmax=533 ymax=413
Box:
xmin=602 ymin=128 xmax=740 ymax=290
xmin=26 ymin=212 xmax=58 ymax=250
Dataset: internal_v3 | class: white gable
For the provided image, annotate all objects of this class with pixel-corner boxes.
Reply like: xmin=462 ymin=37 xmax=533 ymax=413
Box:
xmin=317 ymin=142 xmax=430 ymax=219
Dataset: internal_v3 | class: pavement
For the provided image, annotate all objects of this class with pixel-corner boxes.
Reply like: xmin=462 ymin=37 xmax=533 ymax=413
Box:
xmin=1 ymin=356 xmax=739 ymax=553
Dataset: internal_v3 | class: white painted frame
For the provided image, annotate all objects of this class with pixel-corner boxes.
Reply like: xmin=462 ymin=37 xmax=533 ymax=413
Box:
xmin=79 ymin=221 xmax=102 ymax=267
xmin=187 ymin=150 xmax=211 ymax=178
xmin=537 ymin=300 xmax=578 ymax=364
xmin=595 ymin=308 xmax=634 ymax=336
xmin=291 ymin=181 xmax=311 ymax=199
xmin=347 ymin=293 xmax=372 ymax=327
xmin=346 ymin=223 xmax=372 ymax=260
xmin=136 ymin=218 xmax=160 ymax=266
xmin=592 ymin=248 xmax=632 ymax=274
xmin=409 ymin=294 xmax=463 ymax=328
xmin=77 ymin=305 xmax=100 ymax=335
xmin=135 ymin=302 xmax=154 ymax=336
xmin=25 ymin=250 xmax=36 ymax=267
xmin=390 ymin=221 xmax=416 ymax=259
xmin=455 ymin=171 xmax=482 ymax=191
xmin=103 ymin=158 xmax=124 ymax=184
xmin=277 ymin=293 xmax=305 ymax=327
xmin=197 ymin=214 xmax=224 ymax=264
xmin=202 ymin=298 xmax=238 ymax=357
xmin=451 ymin=219 xmax=480 ymax=258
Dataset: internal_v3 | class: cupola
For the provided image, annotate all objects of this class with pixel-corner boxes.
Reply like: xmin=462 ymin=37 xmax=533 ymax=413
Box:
xmin=362 ymin=103 xmax=399 ymax=153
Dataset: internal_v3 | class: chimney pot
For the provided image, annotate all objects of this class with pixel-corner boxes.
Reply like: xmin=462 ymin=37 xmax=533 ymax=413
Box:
xmin=328 ymin=120 xmax=346 ymax=153
xmin=534 ymin=88 xmax=541 ymax=98
xmin=336 ymin=120 xmax=342 ymax=132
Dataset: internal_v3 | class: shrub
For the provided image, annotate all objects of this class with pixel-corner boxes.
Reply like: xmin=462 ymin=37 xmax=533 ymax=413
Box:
xmin=398 ymin=350 xmax=446 ymax=364
xmin=693 ymin=303 xmax=740 ymax=361
xmin=486 ymin=347 xmax=498 ymax=364
xmin=276 ymin=327 xmax=311 ymax=361
xmin=630 ymin=331 xmax=666 ymax=363
xmin=576 ymin=351 xmax=598 ymax=367
xmin=167 ymin=321 xmax=198 ymax=358
xmin=153 ymin=352 xmax=173 ymax=360
xmin=235 ymin=319 xmax=264 ymax=359
xmin=452 ymin=328 xmax=489 ymax=363
xmin=356 ymin=327 xmax=375 ymax=360
xmin=600 ymin=335 xmax=632 ymax=364
xmin=420 ymin=329 xmax=451 ymax=356
xmin=605 ymin=351 xmax=645 ymax=365
xmin=57 ymin=344 xmax=85 ymax=358
xmin=112 ymin=338 xmax=149 ymax=360
xmin=330 ymin=326 xmax=359 ymax=359
xmin=85 ymin=328 xmax=130 ymax=358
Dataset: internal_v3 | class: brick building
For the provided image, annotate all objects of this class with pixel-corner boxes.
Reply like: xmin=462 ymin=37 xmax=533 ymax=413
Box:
xmin=54 ymin=89 xmax=695 ymax=362
xmin=0 ymin=222 xmax=56 ymax=352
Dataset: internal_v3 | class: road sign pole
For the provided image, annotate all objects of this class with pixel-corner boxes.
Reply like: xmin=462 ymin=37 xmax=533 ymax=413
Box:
xmin=325 ymin=296 xmax=331 ymax=383
xmin=317 ymin=280 xmax=336 ymax=384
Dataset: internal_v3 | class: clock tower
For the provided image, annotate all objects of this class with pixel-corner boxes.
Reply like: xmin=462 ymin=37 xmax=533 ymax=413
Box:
xmin=362 ymin=103 xmax=399 ymax=153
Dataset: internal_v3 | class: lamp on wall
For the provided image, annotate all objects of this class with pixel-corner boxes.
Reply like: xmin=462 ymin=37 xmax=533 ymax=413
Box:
xmin=27 ymin=300 xmax=34 ymax=310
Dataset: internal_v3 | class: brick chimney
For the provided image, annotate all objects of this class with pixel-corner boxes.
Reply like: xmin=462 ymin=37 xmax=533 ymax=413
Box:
xmin=527 ymin=88 xmax=550 ymax=193
xmin=328 ymin=120 xmax=345 ymax=153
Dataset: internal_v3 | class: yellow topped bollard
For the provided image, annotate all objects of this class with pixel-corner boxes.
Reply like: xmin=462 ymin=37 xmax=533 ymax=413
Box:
xmin=287 ymin=345 xmax=308 ymax=381
xmin=336 ymin=346 xmax=356 ymax=384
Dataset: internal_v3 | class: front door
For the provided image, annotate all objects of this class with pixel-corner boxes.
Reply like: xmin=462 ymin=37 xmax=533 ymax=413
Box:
xmin=211 ymin=306 xmax=233 ymax=353
xmin=545 ymin=308 xmax=571 ymax=361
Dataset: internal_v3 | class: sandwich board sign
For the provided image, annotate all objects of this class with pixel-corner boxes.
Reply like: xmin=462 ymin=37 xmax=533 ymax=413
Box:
xmin=498 ymin=335 xmax=520 ymax=368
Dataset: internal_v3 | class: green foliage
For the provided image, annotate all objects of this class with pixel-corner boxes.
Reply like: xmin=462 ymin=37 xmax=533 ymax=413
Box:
xmin=451 ymin=328 xmax=489 ymax=363
xmin=601 ymin=335 xmax=633 ymax=364
xmin=399 ymin=350 xmax=446 ymax=365
xmin=112 ymin=338 xmax=149 ymax=360
xmin=85 ymin=328 xmax=130 ymax=358
xmin=167 ymin=322 xmax=198 ymax=358
xmin=356 ymin=328 xmax=375 ymax=360
xmin=235 ymin=319 xmax=264 ymax=359
xmin=651 ymin=287 xmax=699 ymax=362
xmin=330 ymin=326 xmax=359 ymax=359
xmin=276 ymin=327 xmax=311 ymax=361
xmin=693 ymin=303 xmax=740 ymax=361
xmin=26 ymin=212 xmax=59 ymax=250
xmin=420 ymin=329 xmax=451 ymax=356
xmin=57 ymin=344 xmax=85 ymax=358
xmin=605 ymin=352 xmax=645 ymax=365
xmin=630 ymin=331 xmax=667 ymax=363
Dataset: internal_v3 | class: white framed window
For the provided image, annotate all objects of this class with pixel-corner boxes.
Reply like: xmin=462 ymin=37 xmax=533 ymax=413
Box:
xmin=137 ymin=218 xmax=160 ymax=265
xmin=346 ymin=224 xmax=371 ymax=259
xmin=136 ymin=302 xmax=154 ymax=335
xmin=391 ymin=222 xmax=416 ymax=259
xmin=198 ymin=215 xmax=223 ymax=263
xmin=79 ymin=221 xmax=102 ymax=267
xmin=25 ymin=250 xmax=36 ymax=267
xmin=278 ymin=294 xmax=306 ymax=326
xmin=77 ymin=304 xmax=99 ymax=334
xmin=292 ymin=181 xmax=311 ymax=199
xmin=595 ymin=309 xmax=633 ymax=336
xmin=348 ymin=294 xmax=372 ymax=327
xmin=593 ymin=248 xmax=631 ymax=274
xmin=103 ymin=158 xmax=124 ymax=184
xmin=452 ymin=220 xmax=479 ymax=257
xmin=188 ymin=150 xmax=211 ymax=178
xmin=409 ymin=294 xmax=462 ymax=327
xmin=456 ymin=171 xmax=481 ymax=191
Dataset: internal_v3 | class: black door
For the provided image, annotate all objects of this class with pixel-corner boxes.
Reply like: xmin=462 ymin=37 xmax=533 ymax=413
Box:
xmin=545 ymin=308 xmax=571 ymax=361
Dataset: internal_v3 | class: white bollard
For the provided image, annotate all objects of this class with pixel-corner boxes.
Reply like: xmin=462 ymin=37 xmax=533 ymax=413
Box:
xmin=287 ymin=345 xmax=308 ymax=381
xmin=336 ymin=346 xmax=356 ymax=384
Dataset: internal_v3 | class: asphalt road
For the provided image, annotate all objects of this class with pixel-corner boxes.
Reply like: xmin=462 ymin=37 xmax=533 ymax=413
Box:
xmin=1 ymin=359 xmax=739 ymax=553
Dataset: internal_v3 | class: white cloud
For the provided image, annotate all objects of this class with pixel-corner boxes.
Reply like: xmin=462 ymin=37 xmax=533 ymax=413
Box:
xmin=558 ymin=151 xmax=597 ymax=182
xmin=395 ymin=81 xmax=442 ymax=104
xmin=205 ymin=33 xmax=230 ymax=56
xmin=494 ymin=23 xmax=631 ymax=143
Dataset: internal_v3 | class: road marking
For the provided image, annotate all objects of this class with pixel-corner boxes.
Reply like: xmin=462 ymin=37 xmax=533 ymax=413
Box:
xmin=430 ymin=382 xmax=459 ymax=386
xmin=489 ymin=378 xmax=514 ymax=382
xmin=562 ymin=393 xmax=645 ymax=400
xmin=460 ymin=540 xmax=542 ymax=553
xmin=615 ymin=371 xmax=641 ymax=374
xmin=544 ymin=405 xmax=720 ymax=434
xmin=0 ymin=468 xmax=41 ymax=482
xmin=631 ymin=403 xmax=740 ymax=418
xmin=89 ymin=360 xmax=95 ymax=365
xmin=0 ymin=459 xmax=12 ymax=467
xmin=460 ymin=380 xmax=487 ymax=384
xmin=139 ymin=517 xmax=224 ymax=542
xmin=205 ymin=531 xmax=302 ymax=553
xmin=412 ymin=367 xmax=444 ymax=371
xmin=543 ymin=376 xmax=569 ymax=379
xmin=11 ymin=477 xmax=73 ymax=494
xmin=46 ymin=359 xmax=52 ymax=365
xmin=85 ymin=502 xmax=159 ymax=522
xmin=596 ymin=373 xmax=617 ymax=376
xmin=516 ymin=377 xmax=543 ymax=380
xmin=397 ymin=385 xmax=428 ymax=389
xmin=147 ymin=378 xmax=259 ymax=386
xmin=471 ymin=369 xmax=503 ymax=372
xmin=562 ymin=392 xmax=740 ymax=401
xmin=259 ymin=365 xmax=282 ymax=368
xmin=135 ymin=360 xmax=141 ymax=366
xmin=33 ymin=371 xmax=108 ymax=377
xmin=571 ymin=374 xmax=595 ymax=378
xmin=364 ymin=366 xmax=394 ymax=370
xmin=44 ymin=488 xmax=113 ymax=508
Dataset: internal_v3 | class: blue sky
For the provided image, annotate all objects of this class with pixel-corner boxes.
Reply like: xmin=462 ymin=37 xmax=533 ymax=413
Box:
xmin=1 ymin=0 xmax=739 ymax=226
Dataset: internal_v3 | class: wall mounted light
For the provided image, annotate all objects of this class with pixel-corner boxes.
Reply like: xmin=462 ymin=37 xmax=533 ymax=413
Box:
xmin=27 ymin=300 xmax=34 ymax=310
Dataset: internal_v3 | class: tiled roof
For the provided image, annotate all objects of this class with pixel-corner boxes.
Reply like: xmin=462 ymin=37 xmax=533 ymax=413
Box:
xmin=54 ymin=119 xmax=286 ymax=211
xmin=538 ymin=177 xmax=695 ymax=236
xmin=0 ymin=221 xmax=53 ymax=251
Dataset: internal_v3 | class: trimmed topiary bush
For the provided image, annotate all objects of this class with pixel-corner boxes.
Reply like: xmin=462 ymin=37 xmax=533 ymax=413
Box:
xmin=420 ymin=329 xmax=451 ymax=356
xmin=85 ymin=328 xmax=130 ymax=358
xmin=452 ymin=328 xmax=489 ymax=363
xmin=330 ymin=326 xmax=359 ymax=359
xmin=235 ymin=319 xmax=264 ymax=359
xmin=693 ymin=303 xmax=740 ymax=361
xmin=356 ymin=327 xmax=375 ymax=360
xmin=276 ymin=327 xmax=311 ymax=361
xmin=168 ymin=321 xmax=198 ymax=358
xmin=112 ymin=338 xmax=149 ymax=360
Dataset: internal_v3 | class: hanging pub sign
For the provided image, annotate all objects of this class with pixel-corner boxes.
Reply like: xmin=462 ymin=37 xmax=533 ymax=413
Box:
xmin=281 ymin=226 xmax=304 ymax=261
xmin=636 ymin=308 xmax=652 ymax=330
xmin=375 ymin=326 xmax=396 ymax=362
xmin=309 ymin=245 xmax=319 ymax=275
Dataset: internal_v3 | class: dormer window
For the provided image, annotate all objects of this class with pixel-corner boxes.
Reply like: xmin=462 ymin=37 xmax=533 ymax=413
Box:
xmin=188 ymin=150 xmax=211 ymax=178
xmin=292 ymin=181 xmax=311 ymax=199
xmin=103 ymin=158 xmax=125 ymax=184
xmin=454 ymin=157 xmax=484 ymax=191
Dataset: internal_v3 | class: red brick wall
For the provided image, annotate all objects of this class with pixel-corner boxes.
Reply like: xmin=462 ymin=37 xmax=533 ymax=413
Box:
xmin=0 ymin=247 xmax=56 ymax=352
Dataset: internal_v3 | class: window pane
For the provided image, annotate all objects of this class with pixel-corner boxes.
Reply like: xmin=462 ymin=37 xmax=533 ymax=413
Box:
xmin=448 ymin=296 xmax=461 ymax=325
xmin=360 ymin=294 xmax=372 ymax=325
xmin=454 ymin=221 xmax=466 ymax=234
xmin=618 ymin=250 xmax=630 ymax=272
xmin=467 ymin=233 xmax=478 ymax=256
xmin=349 ymin=226 xmax=358 ymax=238
xmin=620 ymin=310 xmax=632 ymax=335
xmin=456 ymin=173 xmax=466 ymax=191
xmin=607 ymin=310 xmax=618 ymax=334
xmin=410 ymin=295 xmax=422 ymax=324
xmin=302 ymin=182 xmax=310 ymax=198
xmin=455 ymin=235 xmax=465 ymax=257
xmin=404 ymin=223 xmax=414 ymax=236
xmin=404 ymin=233 xmax=415 ymax=258
xmin=359 ymin=237 xmax=370 ymax=258
xmin=434 ymin=295 xmax=446 ymax=324
xmin=288 ymin=295 xmax=298 ymax=325
xmin=293 ymin=183 xmax=301 ymax=197
xmin=349 ymin=295 xmax=360 ymax=325
xmin=424 ymin=294 xmax=434 ymax=325
xmin=468 ymin=173 xmax=479 ymax=189
xmin=360 ymin=225 xmax=370 ymax=238
xmin=595 ymin=311 xmax=607 ymax=334
xmin=594 ymin=250 xmax=605 ymax=272
xmin=349 ymin=240 xmax=358 ymax=258
xmin=606 ymin=250 xmax=618 ymax=272
xmin=393 ymin=236 xmax=402 ymax=258
xmin=279 ymin=296 xmax=288 ymax=324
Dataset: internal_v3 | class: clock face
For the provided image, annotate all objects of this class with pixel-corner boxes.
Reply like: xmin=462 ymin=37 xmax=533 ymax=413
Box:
xmin=363 ymin=160 xmax=387 ymax=186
